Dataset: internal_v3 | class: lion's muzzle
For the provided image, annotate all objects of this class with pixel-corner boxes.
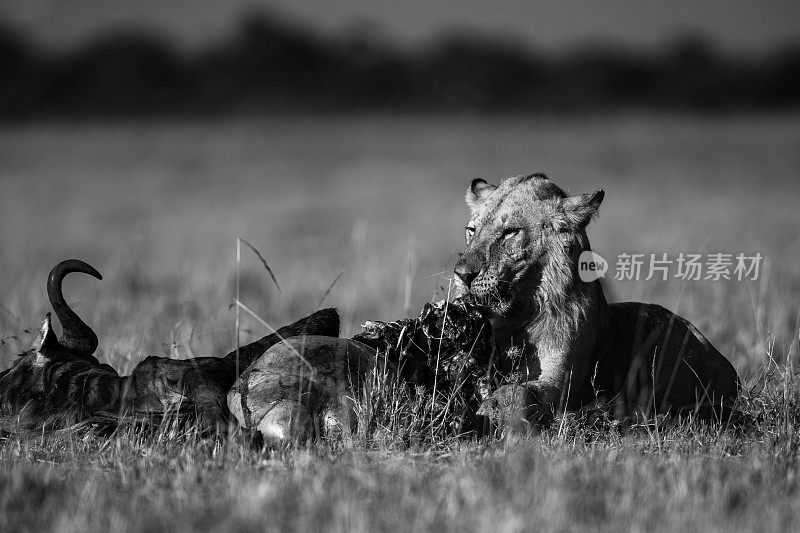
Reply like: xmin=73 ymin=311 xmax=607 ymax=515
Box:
xmin=454 ymin=250 xmax=485 ymax=288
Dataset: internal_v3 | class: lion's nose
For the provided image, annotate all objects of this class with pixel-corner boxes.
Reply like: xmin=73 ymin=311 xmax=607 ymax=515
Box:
xmin=454 ymin=250 xmax=485 ymax=288
xmin=454 ymin=260 xmax=480 ymax=287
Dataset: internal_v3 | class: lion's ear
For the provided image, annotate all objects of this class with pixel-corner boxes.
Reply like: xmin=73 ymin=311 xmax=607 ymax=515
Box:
xmin=466 ymin=179 xmax=497 ymax=214
xmin=562 ymin=189 xmax=604 ymax=230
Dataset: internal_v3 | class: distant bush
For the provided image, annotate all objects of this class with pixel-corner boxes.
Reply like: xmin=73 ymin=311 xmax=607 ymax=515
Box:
xmin=0 ymin=13 xmax=798 ymax=119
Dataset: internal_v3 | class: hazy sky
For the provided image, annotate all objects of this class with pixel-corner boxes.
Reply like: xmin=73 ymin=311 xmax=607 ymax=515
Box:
xmin=2 ymin=0 xmax=799 ymax=52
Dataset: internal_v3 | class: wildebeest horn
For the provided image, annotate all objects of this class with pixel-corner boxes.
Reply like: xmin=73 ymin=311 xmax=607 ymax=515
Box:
xmin=47 ymin=259 xmax=103 ymax=356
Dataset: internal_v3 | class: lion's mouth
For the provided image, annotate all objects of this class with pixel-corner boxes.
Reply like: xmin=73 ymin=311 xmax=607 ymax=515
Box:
xmin=469 ymin=277 xmax=512 ymax=308
xmin=467 ymin=266 xmax=535 ymax=313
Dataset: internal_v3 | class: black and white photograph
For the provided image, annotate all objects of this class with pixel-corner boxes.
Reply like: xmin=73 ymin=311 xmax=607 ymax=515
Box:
xmin=0 ymin=1 xmax=799 ymax=531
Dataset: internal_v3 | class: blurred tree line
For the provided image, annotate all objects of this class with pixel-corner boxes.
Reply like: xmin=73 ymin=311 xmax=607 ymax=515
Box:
xmin=1 ymin=13 xmax=798 ymax=119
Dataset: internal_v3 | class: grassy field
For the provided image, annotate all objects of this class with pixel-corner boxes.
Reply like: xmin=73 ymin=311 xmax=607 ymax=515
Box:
xmin=0 ymin=114 xmax=799 ymax=531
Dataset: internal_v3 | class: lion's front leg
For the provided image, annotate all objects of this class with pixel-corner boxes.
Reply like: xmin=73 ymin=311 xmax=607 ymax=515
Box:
xmin=476 ymin=381 xmax=562 ymax=436
xmin=476 ymin=383 xmax=538 ymax=435
xmin=477 ymin=345 xmax=589 ymax=436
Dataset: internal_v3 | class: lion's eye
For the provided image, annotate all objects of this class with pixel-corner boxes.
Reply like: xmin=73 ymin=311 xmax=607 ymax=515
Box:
xmin=465 ymin=224 xmax=476 ymax=242
xmin=502 ymin=228 xmax=521 ymax=240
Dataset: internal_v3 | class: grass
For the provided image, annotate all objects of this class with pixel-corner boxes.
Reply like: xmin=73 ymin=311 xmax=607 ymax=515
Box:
xmin=0 ymin=114 xmax=799 ymax=531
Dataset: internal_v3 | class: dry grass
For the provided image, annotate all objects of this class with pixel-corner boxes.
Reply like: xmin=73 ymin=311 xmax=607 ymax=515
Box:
xmin=1 ymin=114 xmax=799 ymax=531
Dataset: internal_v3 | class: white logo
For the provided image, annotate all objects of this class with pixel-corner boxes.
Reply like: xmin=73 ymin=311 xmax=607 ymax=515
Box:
xmin=578 ymin=251 xmax=608 ymax=282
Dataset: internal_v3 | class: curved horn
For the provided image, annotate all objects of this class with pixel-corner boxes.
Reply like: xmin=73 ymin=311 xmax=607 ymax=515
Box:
xmin=47 ymin=259 xmax=102 ymax=355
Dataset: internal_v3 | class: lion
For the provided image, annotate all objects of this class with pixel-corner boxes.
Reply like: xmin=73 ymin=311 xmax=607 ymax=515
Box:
xmin=454 ymin=173 xmax=740 ymax=434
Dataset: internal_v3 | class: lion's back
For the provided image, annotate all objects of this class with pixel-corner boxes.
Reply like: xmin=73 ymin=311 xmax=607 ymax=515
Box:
xmin=591 ymin=302 xmax=739 ymax=417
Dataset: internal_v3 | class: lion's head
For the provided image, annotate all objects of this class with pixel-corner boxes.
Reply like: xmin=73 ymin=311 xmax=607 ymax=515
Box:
xmin=453 ymin=173 xmax=604 ymax=316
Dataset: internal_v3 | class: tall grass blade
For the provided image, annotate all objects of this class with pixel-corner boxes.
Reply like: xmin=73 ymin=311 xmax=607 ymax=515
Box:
xmin=239 ymin=237 xmax=282 ymax=293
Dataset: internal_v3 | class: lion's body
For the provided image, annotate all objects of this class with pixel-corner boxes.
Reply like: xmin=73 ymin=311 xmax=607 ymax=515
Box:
xmin=455 ymin=174 xmax=740 ymax=431
xmin=583 ymin=302 xmax=740 ymax=418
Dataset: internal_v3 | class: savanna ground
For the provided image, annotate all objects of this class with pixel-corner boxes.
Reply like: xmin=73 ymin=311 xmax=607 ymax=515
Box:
xmin=0 ymin=115 xmax=799 ymax=531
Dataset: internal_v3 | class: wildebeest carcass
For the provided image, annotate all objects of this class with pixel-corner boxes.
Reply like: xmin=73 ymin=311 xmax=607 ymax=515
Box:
xmin=227 ymin=298 xmax=496 ymax=445
xmin=0 ymin=259 xmax=340 ymax=433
